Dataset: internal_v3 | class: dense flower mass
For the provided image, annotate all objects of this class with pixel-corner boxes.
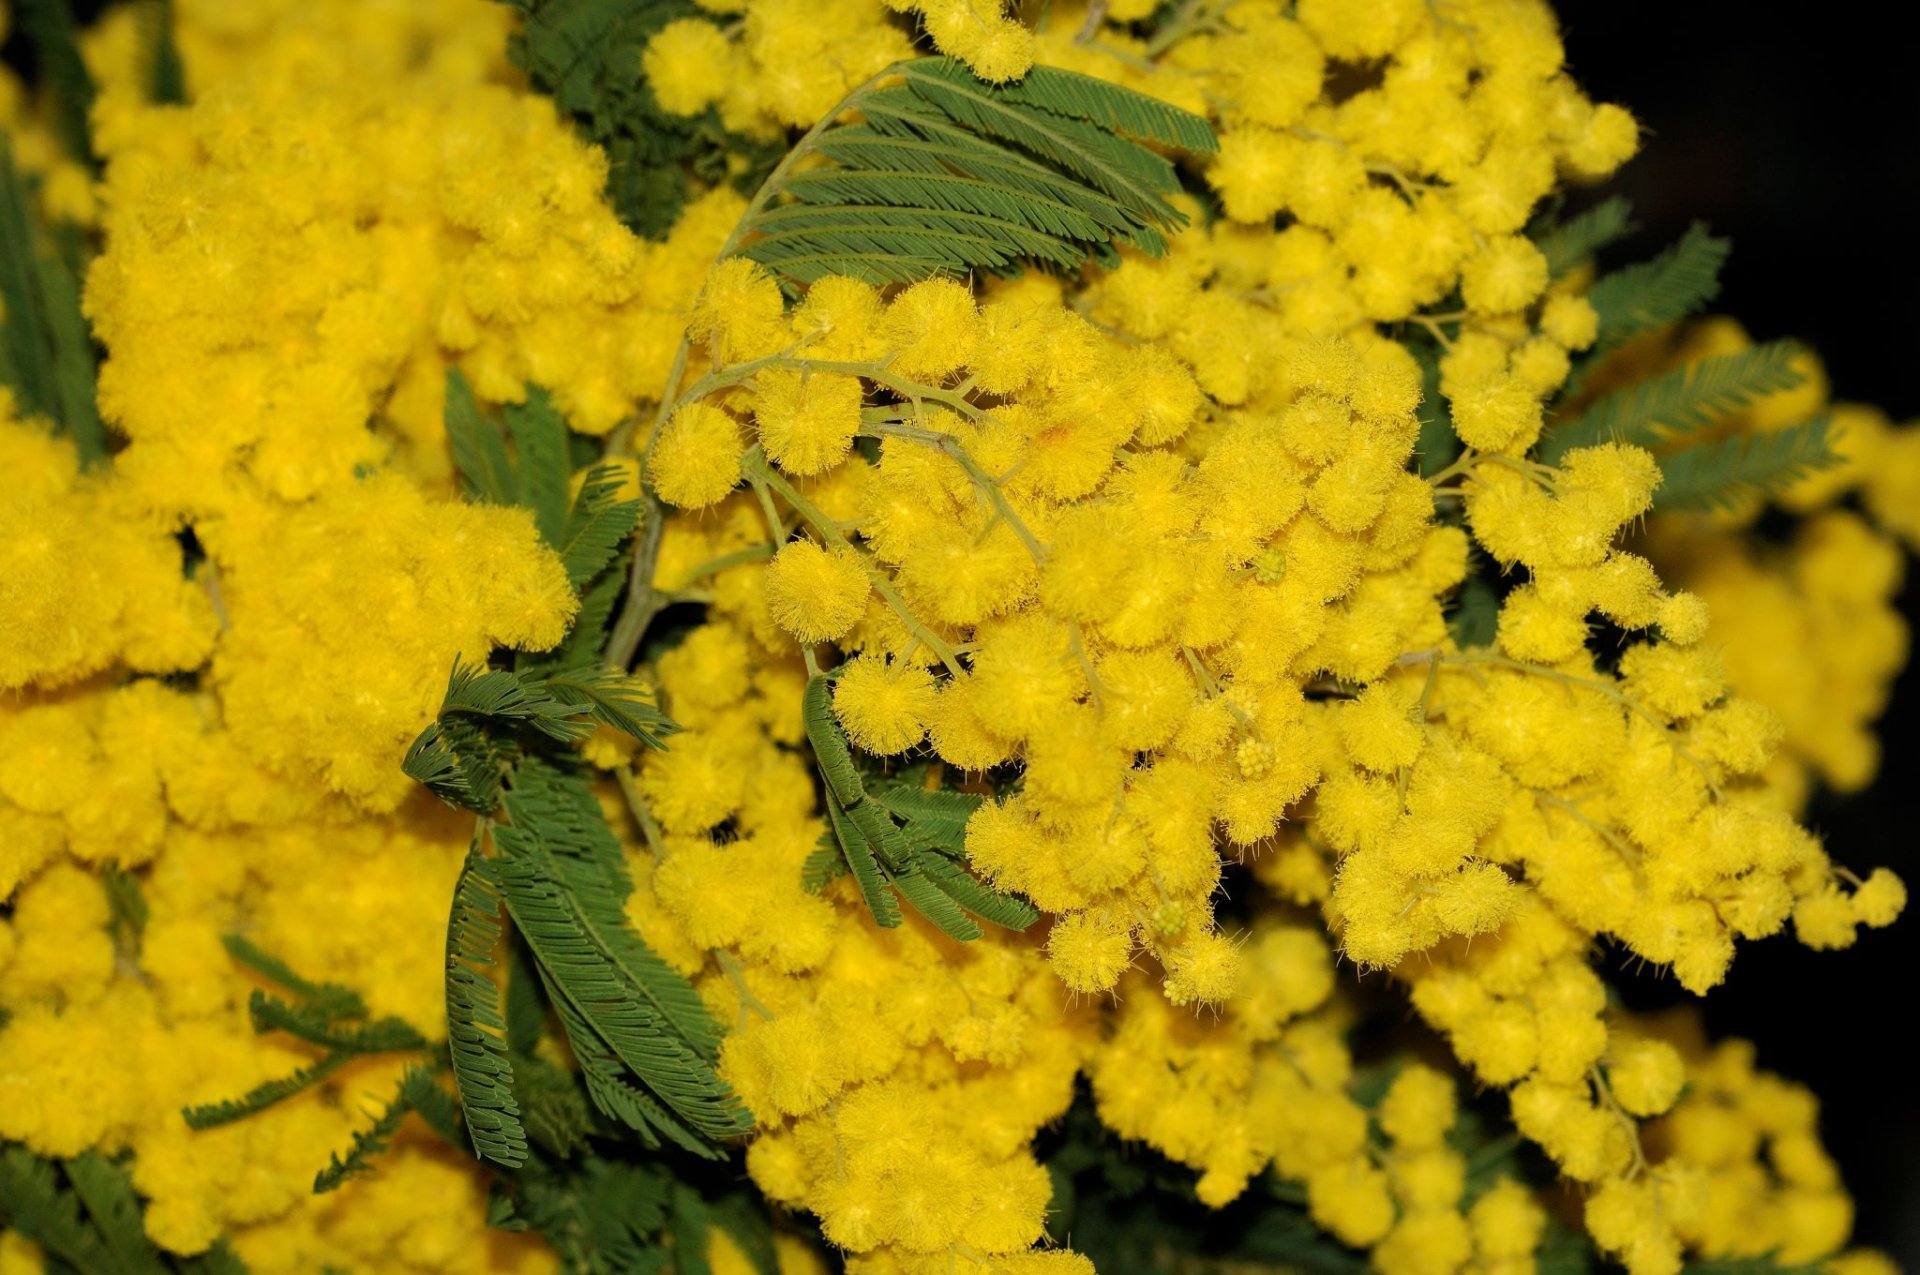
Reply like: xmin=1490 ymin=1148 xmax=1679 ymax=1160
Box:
xmin=0 ymin=0 xmax=1912 ymax=1273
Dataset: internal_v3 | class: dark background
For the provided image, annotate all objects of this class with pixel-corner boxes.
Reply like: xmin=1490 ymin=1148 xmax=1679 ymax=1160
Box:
xmin=1556 ymin=0 xmax=1920 ymax=1255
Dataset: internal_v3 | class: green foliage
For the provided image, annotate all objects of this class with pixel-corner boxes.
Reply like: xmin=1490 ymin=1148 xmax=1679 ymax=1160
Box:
xmin=557 ymin=465 xmax=644 ymax=590
xmin=1445 ymin=573 xmax=1499 ymax=650
xmin=103 ymin=866 xmax=149 ymax=956
xmin=489 ymin=1151 xmax=673 ymax=1274
xmin=447 ymin=852 xmax=530 ymax=1167
xmin=1539 ymin=339 xmax=1807 ymax=464
xmin=314 ymin=1081 xmax=416 ymax=1194
xmin=505 ymin=388 xmax=576 ymax=547
xmin=1533 ymin=195 xmax=1636 ymax=278
xmin=221 ymin=933 xmax=367 ymax=1019
xmin=499 ymin=0 xmax=784 ymax=240
xmin=1651 ymin=415 xmax=1840 ymax=514
xmin=181 ymin=1051 xmax=352 ymax=1130
xmin=804 ymin=674 xmax=1038 ymax=937
xmin=1408 ymin=335 xmax=1458 ymax=477
xmin=0 ymin=141 xmax=107 ymax=467
xmin=800 ymin=828 xmax=851 ymax=892
xmin=1043 ymin=1095 xmax=1368 ymax=1275
xmin=0 ymin=1145 xmax=190 ymax=1275
xmin=516 ymin=1055 xmax=599 ymax=1159
xmin=149 ymin=0 xmax=187 ymax=104
xmin=400 ymin=1067 xmax=466 ymax=1149
xmin=1576 ymin=222 xmax=1730 ymax=369
xmin=405 ymin=660 xmax=671 ymax=813
xmin=737 ymin=58 xmax=1215 ymax=291
xmin=9 ymin=0 xmax=98 ymax=170
xmin=247 ymin=989 xmax=429 ymax=1054
xmin=490 ymin=757 xmax=749 ymax=1154
xmin=186 ymin=940 xmax=435 ymax=1132
xmin=484 ymin=1142 xmax=793 ymax=1275
xmin=443 ymin=372 xmax=640 ymax=584
xmin=444 ymin=368 xmax=517 ymax=504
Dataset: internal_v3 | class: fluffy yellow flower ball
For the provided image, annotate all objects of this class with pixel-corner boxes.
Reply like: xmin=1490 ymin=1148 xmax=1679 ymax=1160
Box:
xmin=652 ymin=402 xmax=745 ymax=508
xmin=765 ymin=540 xmax=871 ymax=642
xmin=754 ymin=369 xmax=863 ymax=475
xmin=831 ymin=656 xmax=937 ymax=754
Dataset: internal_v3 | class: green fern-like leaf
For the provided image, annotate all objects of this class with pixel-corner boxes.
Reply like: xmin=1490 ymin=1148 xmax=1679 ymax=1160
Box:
xmin=1 ymin=141 xmax=107 ymax=467
xmin=1533 ymin=195 xmax=1636 ymax=278
xmin=513 ymin=1054 xmax=597 ymax=1159
xmin=801 ymin=829 xmax=851 ymax=893
xmin=504 ymin=387 xmax=574 ymax=547
xmin=1651 ymin=416 xmax=1840 ymax=514
xmin=9 ymin=0 xmax=98 ymax=171
xmin=491 ymin=761 xmax=748 ymax=1150
xmin=446 ymin=851 xmax=529 ymax=1167
xmin=0 ymin=1146 xmax=127 ymax=1274
xmin=1582 ymin=222 xmax=1730 ymax=358
xmin=823 ymin=787 xmax=902 ymax=928
xmin=504 ymin=0 xmax=779 ymax=240
xmin=538 ymin=540 xmax=633 ymax=674
xmin=735 ymin=58 xmax=1212 ymax=290
xmin=803 ymin=674 xmax=866 ymax=810
xmin=314 ymin=1082 xmax=414 ymax=1194
xmin=535 ymin=666 xmax=675 ymax=750
xmin=399 ymin=1067 xmax=465 ymax=1149
xmin=61 ymin=1152 xmax=168 ymax=1275
xmin=888 ymin=862 xmax=984 ymax=942
xmin=865 ymin=778 xmax=980 ymax=854
xmin=248 ymin=990 xmax=428 ymax=1054
xmin=220 ymin=934 xmax=367 ymax=1019
xmin=913 ymin=850 xmax=1040 ymax=932
xmin=557 ymin=463 xmax=643 ymax=589
xmin=182 ymin=1051 xmax=352 ymax=1130
xmin=444 ymin=368 xmax=515 ymax=504
xmin=1540 ymin=340 xmax=1806 ymax=464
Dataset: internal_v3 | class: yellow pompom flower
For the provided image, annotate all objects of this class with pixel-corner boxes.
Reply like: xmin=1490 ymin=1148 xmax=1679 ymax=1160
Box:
xmin=831 ymin=655 xmax=937 ymax=754
xmin=765 ymin=540 xmax=871 ymax=642
xmin=1461 ymin=235 xmax=1550 ymax=316
xmin=881 ymin=279 xmax=978 ymax=381
xmin=643 ymin=18 xmax=734 ymax=115
xmin=753 ymin=369 xmax=863 ymax=475
xmin=651 ymin=402 xmax=745 ymax=508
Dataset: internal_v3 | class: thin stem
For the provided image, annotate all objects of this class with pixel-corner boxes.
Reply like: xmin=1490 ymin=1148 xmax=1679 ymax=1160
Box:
xmin=676 ymin=541 xmax=777 ymax=586
xmin=1423 ymin=450 xmax=1478 ymax=488
xmin=607 ymin=496 xmax=667 ymax=670
xmin=866 ymin=419 xmax=1047 ymax=563
xmin=1182 ymin=645 xmax=1223 ymax=696
xmin=1070 ymin=621 xmax=1106 ymax=713
xmin=716 ymin=950 xmax=776 ymax=1023
xmin=747 ymin=466 xmax=786 ymax=545
xmin=614 ymin=768 xmax=666 ymax=860
xmin=1539 ymin=792 xmax=1641 ymax=865
xmin=1407 ymin=312 xmax=1457 ymax=352
xmin=1589 ymin=1065 xmax=1650 ymax=1179
xmin=745 ymin=452 xmax=966 ymax=676
xmin=1075 ymin=0 xmax=1110 ymax=42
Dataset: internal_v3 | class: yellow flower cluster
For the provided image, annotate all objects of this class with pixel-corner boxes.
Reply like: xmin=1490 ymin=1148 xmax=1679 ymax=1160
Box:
xmin=2 ymin=1 xmax=605 ymax=1268
xmin=79 ymin=0 xmax=742 ymax=520
xmin=627 ymin=1 xmax=1915 ymax=1270
xmin=614 ymin=606 xmax=1097 ymax=1271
